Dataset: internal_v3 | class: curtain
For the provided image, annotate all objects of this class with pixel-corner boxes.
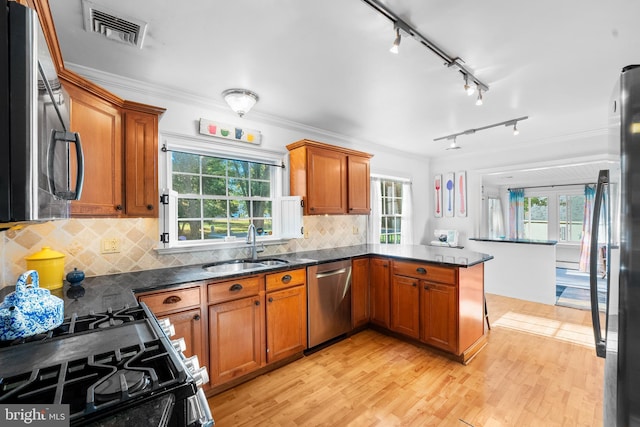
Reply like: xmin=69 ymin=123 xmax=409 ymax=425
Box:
xmin=508 ymin=188 xmax=525 ymax=239
xmin=369 ymin=177 xmax=382 ymax=244
xmin=400 ymin=181 xmax=414 ymax=245
xmin=579 ymin=185 xmax=596 ymax=271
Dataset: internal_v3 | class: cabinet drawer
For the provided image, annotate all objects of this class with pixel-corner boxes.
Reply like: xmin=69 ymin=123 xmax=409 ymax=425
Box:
xmin=266 ymin=268 xmax=306 ymax=291
xmin=139 ymin=287 xmax=201 ymax=315
xmin=208 ymin=276 xmax=261 ymax=304
xmin=392 ymin=260 xmax=457 ymax=285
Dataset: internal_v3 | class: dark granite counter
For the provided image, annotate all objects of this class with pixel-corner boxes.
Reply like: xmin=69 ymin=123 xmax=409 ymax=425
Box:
xmin=1 ymin=244 xmax=493 ymax=317
xmin=469 ymin=237 xmax=558 ymax=245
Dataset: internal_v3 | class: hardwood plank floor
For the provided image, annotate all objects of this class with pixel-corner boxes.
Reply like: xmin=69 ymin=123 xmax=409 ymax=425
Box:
xmin=208 ymin=293 xmax=604 ymax=426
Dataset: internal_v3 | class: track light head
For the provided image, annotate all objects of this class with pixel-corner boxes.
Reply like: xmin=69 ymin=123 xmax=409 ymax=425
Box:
xmin=390 ymin=28 xmax=401 ymax=54
xmin=475 ymin=88 xmax=483 ymax=106
xmin=446 ymin=137 xmax=461 ymax=150
xmin=463 ymin=75 xmax=475 ymax=96
xmin=513 ymin=123 xmax=519 ymax=135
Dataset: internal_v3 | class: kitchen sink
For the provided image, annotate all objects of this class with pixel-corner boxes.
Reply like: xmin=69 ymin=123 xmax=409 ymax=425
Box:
xmin=202 ymin=258 xmax=289 ymax=273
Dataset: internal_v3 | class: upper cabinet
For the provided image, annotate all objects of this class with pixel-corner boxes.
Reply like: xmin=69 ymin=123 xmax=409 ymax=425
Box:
xmin=286 ymin=139 xmax=373 ymax=215
xmin=31 ymin=0 xmax=165 ymax=218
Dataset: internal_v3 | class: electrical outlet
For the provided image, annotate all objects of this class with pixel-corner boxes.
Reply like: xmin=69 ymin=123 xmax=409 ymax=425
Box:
xmin=304 ymin=230 xmax=309 ymax=239
xmin=101 ymin=238 xmax=121 ymax=254
xmin=352 ymin=226 xmax=359 ymax=235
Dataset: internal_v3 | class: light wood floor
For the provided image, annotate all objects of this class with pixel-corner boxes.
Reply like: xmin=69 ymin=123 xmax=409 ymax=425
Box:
xmin=208 ymin=294 xmax=604 ymax=426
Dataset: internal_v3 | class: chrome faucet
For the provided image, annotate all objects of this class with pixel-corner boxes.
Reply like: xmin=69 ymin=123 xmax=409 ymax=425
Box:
xmin=246 ymin=223 xmax=264 ymax=260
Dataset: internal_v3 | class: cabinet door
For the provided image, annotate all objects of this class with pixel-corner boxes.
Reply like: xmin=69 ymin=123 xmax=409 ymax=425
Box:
xmin=266 ymin=285 xmax=307 ymax=363
xmin=124 ymin=111 xmax=158 ymax=217
xmin=65 ymin=83 xmax=123 ymax=216
xmin=370 ymin=258 xmax=390 ymax=328
xmin=390 ymin=275 xmax=420 ymax=339
xmin=306 ymin=146 xmax=347 ymax=214
xmin=158 ymin=308 xmax=204 ymax=365
xmin=209 ymin=295 xmax=265 ymax=385
xmin=351 ymin=257 xmax=370 ymax=328
xmin=347 ymin=155 xmax=370 ymax=214
xmin=421 ymin=282 xmax=457 ymax=353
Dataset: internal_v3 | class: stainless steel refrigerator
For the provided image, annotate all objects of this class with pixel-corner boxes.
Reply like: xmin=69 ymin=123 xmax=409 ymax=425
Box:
xmin=590 ymin=64 xmax=640 ymax=426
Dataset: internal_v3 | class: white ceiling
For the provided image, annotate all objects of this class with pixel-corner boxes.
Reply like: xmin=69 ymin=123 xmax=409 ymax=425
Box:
xmin=48 ymin=0 xmax=637 ymax=183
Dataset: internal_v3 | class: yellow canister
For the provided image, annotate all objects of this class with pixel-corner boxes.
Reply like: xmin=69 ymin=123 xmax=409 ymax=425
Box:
xmin=25 ymin=247 xmax=65 ymax=290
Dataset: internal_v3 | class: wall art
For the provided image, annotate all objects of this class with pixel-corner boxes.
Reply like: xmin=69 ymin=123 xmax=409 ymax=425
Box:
xmin=456 ymin=170 xmax=467 ymax=217
xmin=198 ymin=118 xmax=262 ymax=145
xmin=444 ymin=172 xmax=455 ymax=217
xmin=434 ymin=174 xmax=443 ymax=217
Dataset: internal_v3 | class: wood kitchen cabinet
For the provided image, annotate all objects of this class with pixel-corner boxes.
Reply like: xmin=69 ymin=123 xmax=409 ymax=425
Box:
xmin=265 ymin=269 xmax=307 ymax=363
xmin=351 ymin=257 xmax=370 ymax=328
xmin=124 ymin=110 xmax=159 ymax=217
xmin=391 ymin=260 xmax=485 ymax=360
xmin=370 ymin=257 xmax=390 ymax=328
xmin=286 ymin=139 xmax=373 ymax=215
xmin=207 ymin=276 xmax=265 ymax=386
xmin=137 ymin=285 xmax=205 ymax=371
xmin=65 ymin=83 xmax=124 ymax=217
xmin=390 ymin=274 xmax=420 ymax=339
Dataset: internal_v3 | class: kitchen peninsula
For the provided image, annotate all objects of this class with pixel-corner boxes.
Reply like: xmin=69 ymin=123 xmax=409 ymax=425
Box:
xmin=1 ymin=244 xmax=493 ymax=394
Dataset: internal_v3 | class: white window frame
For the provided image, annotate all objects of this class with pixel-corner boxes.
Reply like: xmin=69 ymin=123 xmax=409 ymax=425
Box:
xmin=157 ymin=133 xmax=292 ymax=252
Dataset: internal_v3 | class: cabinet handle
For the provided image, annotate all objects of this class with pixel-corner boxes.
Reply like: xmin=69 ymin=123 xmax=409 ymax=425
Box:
xmin=193 ymin=314 xmax=201 ymax=321
xmin=412 ymin=282 xmax=417 ymax=287
xmin=282 ymin=274 xmax=292 ymax=283
xmin=229 ymin=283 xmax=243 ymax=292
xmin=268 ymin=297 xmax=274 ymax=303
xmin=424 ymin=285 xmax=429 ymax=290
xmin=147 ymin=204 xmax=154 ymax=210
xmin=254 ymin=300 xmax=260 ymax=306
xmin=115 ymin=204 xmax=123 ymax=211
xmin=163 ymin=295 xmax=181 ymax=304
xmin=416 ymin=267 xmax=427 ymax=275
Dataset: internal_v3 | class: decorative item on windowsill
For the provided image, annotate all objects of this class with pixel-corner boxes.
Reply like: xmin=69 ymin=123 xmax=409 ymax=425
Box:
xmin=198 ymin=118 xmax=262 ymax=145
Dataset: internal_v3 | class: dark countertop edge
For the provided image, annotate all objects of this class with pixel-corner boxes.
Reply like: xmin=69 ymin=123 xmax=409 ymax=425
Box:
xmin=1 ymin=244 xmax=493 ymax=317
xmin=469 ymin=237 xmax=558 ymax=246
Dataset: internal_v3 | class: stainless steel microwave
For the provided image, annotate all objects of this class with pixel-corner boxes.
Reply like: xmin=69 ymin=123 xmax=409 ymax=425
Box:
xmin=0 ymin=1 xmax=83 ymax=229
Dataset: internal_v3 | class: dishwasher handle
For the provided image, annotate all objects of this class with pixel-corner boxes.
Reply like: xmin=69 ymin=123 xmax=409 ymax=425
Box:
xmin=315 ymin=268 xmax=347 ymax=279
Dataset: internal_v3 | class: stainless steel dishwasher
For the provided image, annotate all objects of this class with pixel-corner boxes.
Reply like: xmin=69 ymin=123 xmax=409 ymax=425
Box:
xmin=307 ymin=260 xmax=352 ymax=348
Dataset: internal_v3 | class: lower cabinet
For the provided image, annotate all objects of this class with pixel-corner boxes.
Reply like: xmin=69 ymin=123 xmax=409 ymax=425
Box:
xmin=370 ymin=257 xmax=390 ymax=327
xmin=351 ymin=257 xmax=370 ymax=328
xmin=209 ymin=295 xmax=265 ymax=385
xmin=390 ymin=275 xmax=420 ymax=339
xmin=137 ymin=285 xmax=205 ymax=374
xmin=421 ymin=281 xmax=457 ymax=352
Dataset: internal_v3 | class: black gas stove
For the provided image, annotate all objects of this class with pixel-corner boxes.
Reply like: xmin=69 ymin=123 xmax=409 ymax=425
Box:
xmin=0 ymin=305 xmax=213 ymax=427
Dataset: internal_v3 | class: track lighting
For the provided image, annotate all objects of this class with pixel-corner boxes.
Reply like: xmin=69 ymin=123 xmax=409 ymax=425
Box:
xmin=463 ymin=74 xmax=475 ymax=96
xmin=390 ymin=27 xmax=401 ymax=54
xmin=434 ymin=116 xmax=529 ymax=149
xmin=363 ymin=0 xmax=490 ymax=95
xmin=475 ymin=88 xmax=483 ymax=106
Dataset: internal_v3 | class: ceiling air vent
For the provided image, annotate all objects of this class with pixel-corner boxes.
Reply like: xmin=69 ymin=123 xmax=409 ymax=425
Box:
xmin=82 ymin=0 xmax=147 ymax=48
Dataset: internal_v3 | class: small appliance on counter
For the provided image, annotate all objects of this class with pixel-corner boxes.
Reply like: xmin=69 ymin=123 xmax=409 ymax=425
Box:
xmin=430 ymin=229 xmax=459 ymax=247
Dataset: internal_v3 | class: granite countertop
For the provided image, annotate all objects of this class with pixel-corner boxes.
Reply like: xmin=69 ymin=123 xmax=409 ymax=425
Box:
xmin=1 ymin=244 xmax=493 ymax=317
xmin=469 ymin=237 xmax=558 ymax=245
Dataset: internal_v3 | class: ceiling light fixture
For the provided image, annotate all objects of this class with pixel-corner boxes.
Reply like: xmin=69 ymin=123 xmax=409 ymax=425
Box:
xmin=512 ymin=122 xmax=519 ymax=136
xmin=434 ymin=116 xmax=529 ymax=148
xmin=222 ymin=89 xmax=259 ymax=118
xmin=475 ymin=88 xmax=483 ymax=106
xmin=362 ymin=0 xmax=489 ymax=94
xmin=390 ymin=27 xmax=401 ymax=54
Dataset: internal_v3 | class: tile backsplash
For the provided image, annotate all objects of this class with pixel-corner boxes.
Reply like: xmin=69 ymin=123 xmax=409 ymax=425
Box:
xmin=0 ymin=215 xmax=368 ymax=286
